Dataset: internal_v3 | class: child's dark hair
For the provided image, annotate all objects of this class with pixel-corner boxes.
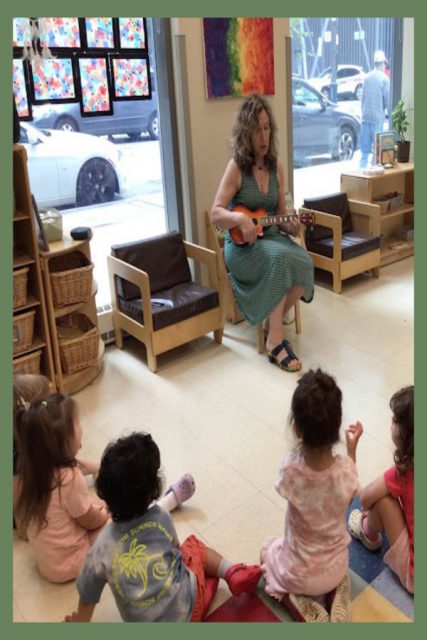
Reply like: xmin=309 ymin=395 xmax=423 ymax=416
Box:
xmin=291 ymin=368 xmax=342 ymax=449
xmin=16 ymin=393 xmax=78 ymax=533
xmin=390 ymin=385 xmax=414 ymax=475
xmin=96 ymin=432 xmax=162 ymax=522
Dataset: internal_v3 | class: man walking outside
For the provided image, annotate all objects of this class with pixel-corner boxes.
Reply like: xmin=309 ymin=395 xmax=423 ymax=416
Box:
xmin=359 ymin=50 xmax=390 ymax=168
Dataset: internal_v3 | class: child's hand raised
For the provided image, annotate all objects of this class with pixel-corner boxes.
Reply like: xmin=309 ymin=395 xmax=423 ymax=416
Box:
xmin=345 ymin=421 xmax=364 ymax=461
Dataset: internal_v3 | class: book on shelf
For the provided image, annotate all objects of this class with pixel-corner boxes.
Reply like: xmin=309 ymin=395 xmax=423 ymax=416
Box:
xmin=375 ymin=132 xmax=396 ymax=166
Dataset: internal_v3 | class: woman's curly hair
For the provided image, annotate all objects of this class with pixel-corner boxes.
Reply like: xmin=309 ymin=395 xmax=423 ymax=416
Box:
xmin=231 ymin=94 xmax=278 ymax=173
xmin=390 ymin=385 xmax=414 ymax=475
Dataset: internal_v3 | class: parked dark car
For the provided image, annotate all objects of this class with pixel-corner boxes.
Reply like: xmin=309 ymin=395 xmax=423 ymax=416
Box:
xmin=292 ymin=77 xmax=360 ymax=166
xmin=32 ymin=91 xmax=159 ymax=141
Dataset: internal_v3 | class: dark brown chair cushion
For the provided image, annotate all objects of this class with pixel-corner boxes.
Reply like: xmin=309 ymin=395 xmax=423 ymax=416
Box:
xmin=118 ymin=283 xmax=219 ymax=331
xmin=303 ymin=192 xmax=353 ymax=241
xmin=111 ymin=232 xmax=191 ymax=301
xmin=306 ymin=231 xmax=381 ymax=261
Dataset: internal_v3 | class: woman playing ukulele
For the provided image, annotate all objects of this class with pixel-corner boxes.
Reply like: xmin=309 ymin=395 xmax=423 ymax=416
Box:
xmin=210 ymin=94 xmax=314 ymax=372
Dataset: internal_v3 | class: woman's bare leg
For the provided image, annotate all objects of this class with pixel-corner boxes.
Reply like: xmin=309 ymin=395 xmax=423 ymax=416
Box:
xmin=282 ymin=285 xmax=304 ymax=318
xmin=265 ymin=285 xmax=304 ymax=370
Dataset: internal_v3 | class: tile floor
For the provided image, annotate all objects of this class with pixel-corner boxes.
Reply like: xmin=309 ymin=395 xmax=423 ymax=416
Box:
xmin=12 ymin=257 xmax=414 ymax=623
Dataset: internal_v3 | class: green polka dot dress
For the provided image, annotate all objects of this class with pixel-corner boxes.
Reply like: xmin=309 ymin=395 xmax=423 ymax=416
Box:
xmin=224 ymin=170 xmax=314 ymax=326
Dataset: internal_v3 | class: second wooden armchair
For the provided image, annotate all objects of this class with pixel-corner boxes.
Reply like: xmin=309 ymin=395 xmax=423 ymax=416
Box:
xmin=300 ymin=192 xmax=381 ymax=294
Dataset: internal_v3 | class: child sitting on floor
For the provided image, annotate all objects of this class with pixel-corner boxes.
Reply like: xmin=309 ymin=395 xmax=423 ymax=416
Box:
xmin=13 ymin=374 xmax=51 ymax=538
xmin=260 ymin=368 xmax=363 ymax=622
xmin=15 ymin=392 xmax=195 ymax=583
xmin=65 ymin=432 xmax=262 ymax=622
xmin=348 ymin=385 xmax=414 ymax=594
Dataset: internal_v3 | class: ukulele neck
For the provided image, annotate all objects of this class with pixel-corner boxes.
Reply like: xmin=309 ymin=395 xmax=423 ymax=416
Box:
xmin=257 ymin=213 xmax=296 ymax=226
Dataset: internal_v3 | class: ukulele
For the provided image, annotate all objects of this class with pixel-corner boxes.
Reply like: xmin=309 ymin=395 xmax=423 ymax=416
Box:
xmin=229 ymin=204 xmax=316 ymax=245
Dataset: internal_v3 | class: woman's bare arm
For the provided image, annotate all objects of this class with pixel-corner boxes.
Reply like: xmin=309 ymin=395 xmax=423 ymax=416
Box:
xmin=276 ymin=161 xmax=300 ymax=237
xmin=211 ymin=159 xmax=258 ymax=244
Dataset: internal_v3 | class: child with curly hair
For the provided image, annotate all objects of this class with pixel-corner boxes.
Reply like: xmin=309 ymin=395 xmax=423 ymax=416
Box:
xmin=65 ymin=432 xmax=262 ymax=622
xmin=260 ymin=368 xmax=363 ymax=622
xmin=348 ymin=385 xmax=414 ymax=594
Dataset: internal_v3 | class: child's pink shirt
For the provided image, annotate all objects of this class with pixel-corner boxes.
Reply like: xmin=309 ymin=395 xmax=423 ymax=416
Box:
xmin=27 ymin=466 xmax=92 ymax=583
xmin=261 ymin=450 xmax=360 ymax=597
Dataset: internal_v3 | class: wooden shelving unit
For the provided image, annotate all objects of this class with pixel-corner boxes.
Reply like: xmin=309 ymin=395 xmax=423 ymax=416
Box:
xmin=13 ymin=145 xmax=55 ymax=383
xmin=341 ymin=163 xmax=414 ymax=267
xmin=40 ymin=237 xmax=104 ymax=394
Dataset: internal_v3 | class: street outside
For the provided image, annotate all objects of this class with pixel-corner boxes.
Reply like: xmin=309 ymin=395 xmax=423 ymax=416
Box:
xmin=61 ymin=99 xmax=368 ymax=307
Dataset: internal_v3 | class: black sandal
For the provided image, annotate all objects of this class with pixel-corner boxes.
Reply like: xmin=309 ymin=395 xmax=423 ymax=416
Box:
xmin=267 ymin=340 xmax=302 ymax=372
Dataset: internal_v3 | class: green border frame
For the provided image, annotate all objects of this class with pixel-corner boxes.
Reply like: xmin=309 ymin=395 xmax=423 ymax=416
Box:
xmin=2 ymin=2 xmax=422 ymax=639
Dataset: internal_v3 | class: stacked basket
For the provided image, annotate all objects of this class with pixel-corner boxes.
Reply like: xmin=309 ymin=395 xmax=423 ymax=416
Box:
xmin=49 ymin=251 xmax=94 ymax=307
xmin=13 ymin=267 xmax=29 ymax=309
xmin=13 ymin=350 xmax=42 ymax=375
xmin=50 ymin=251 xmax=99 ymax=374
xmin=13 ymin=309 xmax=36 ymax=354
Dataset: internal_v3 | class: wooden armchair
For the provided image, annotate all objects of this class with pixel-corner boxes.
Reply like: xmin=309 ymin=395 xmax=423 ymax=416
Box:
xmin=300 ymin=192 xmax=381 ymax=294
xmin=107 ymin=231 xmax=224 ymax=372
xmin=205 ymin=211 xmax=301 ymax=354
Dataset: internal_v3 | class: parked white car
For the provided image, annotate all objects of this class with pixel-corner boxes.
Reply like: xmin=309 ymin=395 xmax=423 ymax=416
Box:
xmin=19 ymin=122 xmax=128 ymax=208
xmin=308 ymin=65 xmax=366 ymax=101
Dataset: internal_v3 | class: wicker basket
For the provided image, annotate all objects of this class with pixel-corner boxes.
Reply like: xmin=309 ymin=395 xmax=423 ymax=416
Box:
xmin=49 ymin=252 xmax=94 ymax=307
xmin=57 ymin=313 xmax=99 ymax=374
xmin=13 ymin=309 xmax=36 ymax=354
xmin=13 ymin=350 xmax=42 ymax=375
xmin=13 ymin=267 xmax=29 ymax=308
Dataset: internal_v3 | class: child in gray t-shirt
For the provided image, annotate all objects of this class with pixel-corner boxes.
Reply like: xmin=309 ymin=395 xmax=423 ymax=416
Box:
xmin=65 ymin=432 xmax=262 ymax=622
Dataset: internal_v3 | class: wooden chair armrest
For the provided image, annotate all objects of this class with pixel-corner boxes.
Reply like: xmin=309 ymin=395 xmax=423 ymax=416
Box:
xmin=107 ymin=255 xmax=153 ymax=329
xmin=299 ymin=207 xmax=342 ymax=257
xmin=184 ymin=241 xmax=220 ymax=288
xmin=299 ymin=207 xmax=342 ymax=232
xmin=348 ymin=198 xmax=379 ymax=216
xmin=348 ymin=199 xmax=381 ymax=235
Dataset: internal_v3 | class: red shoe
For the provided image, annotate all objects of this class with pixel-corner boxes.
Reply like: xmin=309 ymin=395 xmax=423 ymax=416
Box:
xmin=224 ymin=563 xmax=262 ymax=596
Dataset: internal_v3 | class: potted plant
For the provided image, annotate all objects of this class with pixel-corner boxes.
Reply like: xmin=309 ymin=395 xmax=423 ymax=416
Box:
xmin=391 ymin=99 xmax=411 ymax=162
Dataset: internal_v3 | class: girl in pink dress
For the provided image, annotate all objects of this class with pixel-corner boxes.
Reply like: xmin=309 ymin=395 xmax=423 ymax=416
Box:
xmin=348 ymin=385 xmax=414 ymax=594
xmin=260 ymin=368 xmax=363 ymax=622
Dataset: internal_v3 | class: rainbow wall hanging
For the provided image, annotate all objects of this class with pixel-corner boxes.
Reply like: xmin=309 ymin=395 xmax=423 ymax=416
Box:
xmin=203 ymin=18 xmax=274 ymax=99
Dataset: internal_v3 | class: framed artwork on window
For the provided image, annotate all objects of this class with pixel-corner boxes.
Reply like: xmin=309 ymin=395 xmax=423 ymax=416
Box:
xmin=80 ymin=17 xmax=116 ymax=50
xmin=77 ymin=55 xmax=113 ymax=116
xmin=110 ymin=54 xmax=151 ymax=100
xmin=38 ymin=17 xmax=81 ymax=50
xmin=115 ymin=18 xmax=147 ymax=51
xmin=30 ymin=57 xmax=78 ymax=103
xmin=13 ymin=58 xmax=32 ymax=119
xmin=13 ymin=17 xmax=31 ymax=49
